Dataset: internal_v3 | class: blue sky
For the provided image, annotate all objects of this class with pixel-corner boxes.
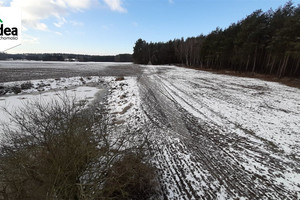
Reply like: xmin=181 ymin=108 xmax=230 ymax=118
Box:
xmin=0 ymin=0 xmax=296 ymax=55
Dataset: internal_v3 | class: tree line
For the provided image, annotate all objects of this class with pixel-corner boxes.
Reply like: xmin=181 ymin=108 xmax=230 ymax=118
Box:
xmin=0 ymin=53 xmax=132 ymax=62
xmin=133 ymin=1 xmax=300 ymax=77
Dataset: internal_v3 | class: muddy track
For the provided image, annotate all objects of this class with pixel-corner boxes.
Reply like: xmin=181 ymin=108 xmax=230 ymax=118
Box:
xmin=138 ymin=71 xmax=299 ymax=199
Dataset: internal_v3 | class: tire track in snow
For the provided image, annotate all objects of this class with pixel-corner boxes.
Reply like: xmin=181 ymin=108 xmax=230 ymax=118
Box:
xmin=137 ymin=67 xmax=299 ymax=199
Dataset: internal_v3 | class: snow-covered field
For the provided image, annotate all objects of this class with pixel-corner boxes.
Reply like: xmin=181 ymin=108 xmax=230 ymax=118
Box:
xmin=1 ymin=76 xmax=102 ymax=95
xmin=0 ymin=60 xmax=131 ymax=70
xmin=0 ymin=61 xmax=138 ymax=83
xmin=135 ymin=65 xmax=300 ymax=199
xmin=0 ymin=76 xmax=104 ymax=139
xmin=0 ymin=62 xmax=299 ymax=199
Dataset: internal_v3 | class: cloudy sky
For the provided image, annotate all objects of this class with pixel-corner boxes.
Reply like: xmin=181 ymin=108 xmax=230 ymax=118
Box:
xmin=0 ymin=0 xmax=293 ymax=55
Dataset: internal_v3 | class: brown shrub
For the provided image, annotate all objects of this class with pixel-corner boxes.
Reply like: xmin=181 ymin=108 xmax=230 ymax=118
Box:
xmin=20 ymin=81 xmax=33 ymax=90
xmin=0 ymin=95 xmax=158 ymax=200
xmin=0 ymin=97 xmax=100 ymax=199
xmin=102 ymin=153 xmax=158 ymax=200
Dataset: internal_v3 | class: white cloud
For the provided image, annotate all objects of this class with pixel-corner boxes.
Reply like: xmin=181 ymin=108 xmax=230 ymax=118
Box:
xmin=103 ymin=0 xmax=126 ymax=13
xmin=22 ymin=25 xmax=28 ymax=32
xmin=70 ymin=20 xmax=84 ymax=26
xmin=22 ymin=34 xmax=39 ymax=44
xmin=54 ymin=17 xmax=67 ymax=28
xmin=168 ymin=0 xmax=174 ymax=3
xmin=55 ymin=31 xmax=63 ymax=36
xmin=35 ymin=22 xmax=48 ymax=31
xmin=10 ymin=0 xmax=93 ymax=30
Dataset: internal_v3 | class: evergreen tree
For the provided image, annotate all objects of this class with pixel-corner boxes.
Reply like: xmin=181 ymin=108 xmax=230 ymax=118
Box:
xmin=133 ymin=1 xmax=300 ymax=78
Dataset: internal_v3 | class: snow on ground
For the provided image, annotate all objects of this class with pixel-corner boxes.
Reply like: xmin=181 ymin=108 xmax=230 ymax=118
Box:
xmin=0 ymin=60 xmax=131 ymax=70
xmin=156 ymin=65 xmax=300 ymax=156
xmin=103 ymin=76 xmax=147 ymax=143
xmin=0 ymin=63 xmax=299 ymax=199
xmin=0 ymin=76 xmax=102 ymax=95
xmin=136 ymin=65 xmax=300 ymax=199
xmin=0 ymin=77 xmax=104 ymax=140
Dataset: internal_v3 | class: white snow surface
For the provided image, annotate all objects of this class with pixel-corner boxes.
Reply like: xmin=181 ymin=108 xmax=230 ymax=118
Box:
xmin=154 ymin=65 xmax=300 ymax=156
xmin=1 ymin=76 xmax=102 ymax=95
xmin=0 ymin=77 xmax=103 ymax=139
xmin=0 ymin=60 xmax=131 ymax=69
xmin=101 ymin=65 xmax=299 ymax=199
xmin=135 ymin=65 xmax=300 ymax=199
xmin=0 ymin=63 xmax=299 ymax=199
xmin=104 ymin=76 xmax=145 ymax=136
